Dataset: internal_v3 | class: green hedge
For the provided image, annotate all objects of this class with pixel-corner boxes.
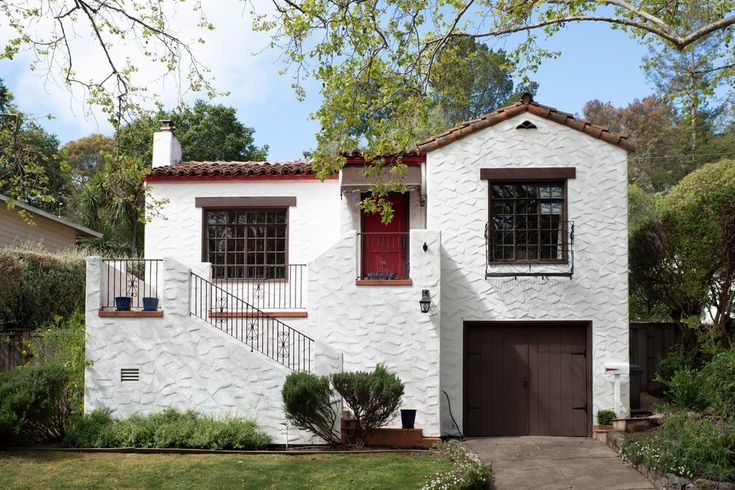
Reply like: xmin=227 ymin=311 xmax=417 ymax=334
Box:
xmin=0 ymin=248 xmax=85 ymax=330
xmin=0 ymin=363 xmax=72 ymax=443
xmin=65 ymin=408 xmax=272 ymax=450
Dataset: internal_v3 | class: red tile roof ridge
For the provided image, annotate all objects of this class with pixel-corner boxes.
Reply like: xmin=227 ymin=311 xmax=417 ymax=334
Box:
xmin=149 ymin=160 xmax=314 ymax=177
xmin=417 ymin=96 xmax=634 ymax=153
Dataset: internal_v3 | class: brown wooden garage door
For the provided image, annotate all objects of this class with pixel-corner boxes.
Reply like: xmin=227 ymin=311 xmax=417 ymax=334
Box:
xmin=464 ymin=322 xmax=590 ymax=437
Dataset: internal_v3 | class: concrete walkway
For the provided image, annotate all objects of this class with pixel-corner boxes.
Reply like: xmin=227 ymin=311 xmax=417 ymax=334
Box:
xmin=466 ymin=436 xmax=653 ymax=490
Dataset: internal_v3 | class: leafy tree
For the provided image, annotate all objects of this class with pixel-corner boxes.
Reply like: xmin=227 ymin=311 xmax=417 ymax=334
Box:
xmin=583 ymin=96 xmax=687 ymax=191
xmin=62 ymin=134 xmax=116 ymax=189
xmin=117 ymin=101 xmax=268 ymax=163
xmin=0 ymin=110 xmax=67 ymax=213
xmin=429 ymin=39 xmax=517 ymax=127
xmin=630 ymin=160 xmax=735 ymax=350
xmin=1 ymin=1 xmax=215 ymax=120
xmin=254 ymin=0 xmax=735 ymax=185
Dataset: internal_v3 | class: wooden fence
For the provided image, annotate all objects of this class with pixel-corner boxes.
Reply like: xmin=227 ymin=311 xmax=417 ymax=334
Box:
xmin=0 ymin=330 xmax=31 ymax=372
xmin=629 ymin=322 xmax=683 ymax=393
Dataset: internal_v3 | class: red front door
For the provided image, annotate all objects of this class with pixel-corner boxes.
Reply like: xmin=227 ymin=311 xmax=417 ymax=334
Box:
xmin=361 ymin=193 xmax=409 ymax=279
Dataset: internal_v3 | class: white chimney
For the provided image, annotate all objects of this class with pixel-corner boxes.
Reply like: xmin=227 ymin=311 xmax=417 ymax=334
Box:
xmin=152 ymin=120 xmax=182 ymax=168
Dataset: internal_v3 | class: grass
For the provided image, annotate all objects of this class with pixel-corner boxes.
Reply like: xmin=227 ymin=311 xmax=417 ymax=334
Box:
xmin=0 ymin=450 xmax=450 ymax=489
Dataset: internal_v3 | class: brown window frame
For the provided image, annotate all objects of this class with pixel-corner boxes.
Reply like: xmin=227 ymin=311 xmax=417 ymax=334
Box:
xmin=201 ymin=207 xmax=289 ymax=281
xmin=487 ymin=179 xmax=570 ymax=265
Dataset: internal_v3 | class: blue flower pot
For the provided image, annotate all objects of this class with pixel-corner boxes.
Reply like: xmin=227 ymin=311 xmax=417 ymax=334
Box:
xmin=142 ymin=297 xmax=159 ymax=311
xmin=115 ymin=296 xmax=132 ymax=311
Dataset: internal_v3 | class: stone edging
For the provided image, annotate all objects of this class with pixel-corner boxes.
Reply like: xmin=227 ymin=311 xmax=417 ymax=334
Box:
xmin=604 ymin=432 xmax=735 ymax=490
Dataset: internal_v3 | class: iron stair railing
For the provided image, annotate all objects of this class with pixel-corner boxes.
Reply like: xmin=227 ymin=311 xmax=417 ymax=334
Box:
xmin=190 ymin=273 xmax=313 ymax=372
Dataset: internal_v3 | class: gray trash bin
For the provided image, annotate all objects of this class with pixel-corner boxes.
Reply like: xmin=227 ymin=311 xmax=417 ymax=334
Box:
xmin=630 ymin=364 xmax=643 ymax=410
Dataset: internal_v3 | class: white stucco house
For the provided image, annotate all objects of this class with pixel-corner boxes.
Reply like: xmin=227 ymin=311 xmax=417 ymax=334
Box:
xmin=85 ymin=94 xmax=633 ymax=444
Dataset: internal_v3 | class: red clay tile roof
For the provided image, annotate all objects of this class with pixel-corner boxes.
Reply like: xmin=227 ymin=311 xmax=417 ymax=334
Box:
xmin=148 ymin=161 xmax=314 ymax=177
xmin=416 ymin=94 xmax=634 ymax=153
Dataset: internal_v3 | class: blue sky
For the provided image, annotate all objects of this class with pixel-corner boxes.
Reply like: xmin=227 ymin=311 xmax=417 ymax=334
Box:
xmin=0 ymin=7 xmax=652 ymax=162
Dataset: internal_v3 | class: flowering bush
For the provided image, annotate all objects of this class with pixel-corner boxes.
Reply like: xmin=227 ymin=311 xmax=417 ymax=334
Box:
xmin=621 ymin=411 xmax=735 ymax=482
xmin=422 ymin=440 xmax=492 ymax=490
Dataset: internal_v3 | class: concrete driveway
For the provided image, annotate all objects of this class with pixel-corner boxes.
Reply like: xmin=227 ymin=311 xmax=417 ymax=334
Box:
xmin=466 ymin=436 xmax=653 ymax=490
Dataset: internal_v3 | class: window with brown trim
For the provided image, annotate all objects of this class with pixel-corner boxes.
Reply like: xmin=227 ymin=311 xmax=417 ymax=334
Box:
xmin=489 ymin=182 xmax=567 ymax=263
xmin=204 ymin=209 xmax=287 ymax=280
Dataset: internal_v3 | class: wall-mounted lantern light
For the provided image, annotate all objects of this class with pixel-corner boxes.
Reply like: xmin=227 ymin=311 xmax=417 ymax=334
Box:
xmin=419 ymin=289 xmax=431 ymax=313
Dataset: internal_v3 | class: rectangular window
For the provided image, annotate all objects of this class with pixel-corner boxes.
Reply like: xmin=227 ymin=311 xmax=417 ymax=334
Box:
xmin=204 ymin=209 xmax=287 ymax=280
xmin=489 ymin=182 xmax=566 ymax=263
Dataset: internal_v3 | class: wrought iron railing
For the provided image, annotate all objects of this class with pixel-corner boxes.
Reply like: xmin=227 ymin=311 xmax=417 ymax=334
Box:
xmin=191 ymin=273 xmax=313 ymax=372
xmin=485 ymin=221 xmax=575 ymax=278
xmin=101 ymin=259 xmax=163 ymax=310
xmin=356 ymin=232 xmax=410 ymax=280
xmin=212 ymin=264 xmax=306 ymax=310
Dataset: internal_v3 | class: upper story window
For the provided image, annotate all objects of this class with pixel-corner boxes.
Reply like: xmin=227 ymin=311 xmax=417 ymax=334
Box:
xmin=205 ymin=209 xmax=287 ymax=280
xmin=488 ymin=182 xmax=567 ymax=263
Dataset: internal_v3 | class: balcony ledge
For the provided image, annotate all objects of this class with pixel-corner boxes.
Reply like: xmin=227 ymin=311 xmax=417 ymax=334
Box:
xmin=99 ymin=310 xmax=164 ymax=318
xmin=355 ymin=278 xmax=413 ymax=286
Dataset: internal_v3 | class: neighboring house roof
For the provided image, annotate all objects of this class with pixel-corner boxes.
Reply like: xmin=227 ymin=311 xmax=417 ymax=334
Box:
xmin=416 ymin=93 xmax=635 ymax=154
xmin=0 ymin=193 xmax=102 ymax=238
xmin=148 ymin=161 xmax=315 ymax=178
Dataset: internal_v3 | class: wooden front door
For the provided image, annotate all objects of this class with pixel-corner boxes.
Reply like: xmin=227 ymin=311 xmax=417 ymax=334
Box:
xmin=464 ymin=322 xmax=590 ymax=437
xmin=361 ymin=193 xmax=409 ymax=279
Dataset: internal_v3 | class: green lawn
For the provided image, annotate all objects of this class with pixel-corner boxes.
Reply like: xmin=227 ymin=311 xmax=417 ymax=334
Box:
xmin=0 ymin=450 xmax=448 ymax=490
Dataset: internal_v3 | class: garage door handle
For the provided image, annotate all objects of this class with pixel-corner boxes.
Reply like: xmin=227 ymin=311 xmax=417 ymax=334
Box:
xmin=573 ymin=403 xmax=587 ymax=411
xmin=466 ymin=404 xmax=481 ymax=410
xmin=522 ymin=377 xmax=528 ymax=388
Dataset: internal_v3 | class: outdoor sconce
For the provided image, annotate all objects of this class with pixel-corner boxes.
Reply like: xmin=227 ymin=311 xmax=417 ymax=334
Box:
xmin=419 ymin=289 xmax=431 ymax=313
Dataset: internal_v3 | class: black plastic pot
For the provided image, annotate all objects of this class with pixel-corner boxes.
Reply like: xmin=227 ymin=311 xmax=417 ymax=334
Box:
xmin=400 ymin=409 xmax=417 ymax=429
xmin=143 ymin=297 xmax=159 ymax=311
xmin=115 ymin=296 xmax=132 ymax=311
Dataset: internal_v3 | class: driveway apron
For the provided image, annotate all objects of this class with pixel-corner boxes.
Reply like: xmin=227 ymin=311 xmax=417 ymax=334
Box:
xmin=466 ymin=436 xmax=653 ymax=490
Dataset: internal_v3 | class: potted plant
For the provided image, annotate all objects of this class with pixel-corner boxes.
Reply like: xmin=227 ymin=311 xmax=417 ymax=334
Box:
xmin=593 ymin=409 xmax=616 ymax=443
xmin=400 ymin=408 xmax=417 ymax=429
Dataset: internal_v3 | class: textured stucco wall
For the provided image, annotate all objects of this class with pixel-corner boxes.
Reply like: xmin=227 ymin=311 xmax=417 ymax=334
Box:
xmin=302 ymin=229 xmax=442 ymax=436
xmin=85 ymin=256 xmax=340 ymax=444
xmin=426 ymin=112 xmax=630 ymax=433
xmin=145 ymin=179 xmax=341 ymax=266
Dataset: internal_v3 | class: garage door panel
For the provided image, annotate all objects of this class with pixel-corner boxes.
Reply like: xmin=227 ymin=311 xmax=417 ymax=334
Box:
xmin=464 ymin=322 xmax=590 ymax=438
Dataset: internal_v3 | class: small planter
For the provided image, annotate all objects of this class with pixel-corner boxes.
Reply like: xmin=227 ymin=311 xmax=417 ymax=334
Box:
xmin=142 ymin=297 xmax=159 ymax=311
xmin=115 ymin=296 xmax=132 ymax=311
xmin=592 ymin=424 xmax=614 ymax=443
xmin=400 ymin=409 xmax=417 ymax=429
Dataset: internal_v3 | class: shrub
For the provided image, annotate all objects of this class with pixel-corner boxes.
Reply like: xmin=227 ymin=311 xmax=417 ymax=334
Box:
xmin=332 ymin=364 xmax=404 ymax=447
xmin=63 ymin=409 xmax=117 ymax=448
xmin=596 ymin=409 xmax=616 ymax=426
xmin=64 ymin=408 xmax=271 ymax=449
xmin=0 ymin=248 xmax=85 ymax=331
xmin=24 ymin=311 xmax=89 ymax=418
xmin=666 ymin=367 xmax=705 ymax=410
xmin=656 ymin=347 xmax=693 ymax=387
xmin=0 ymin=363 xmax=71 ymax=442
xmin=698 ymin=348 xmax=735 ymax=419
xmin=282 ymin=372 xmax=341 ymax=445
xmin=621 ymin=411 xmax=735 ymax=482
xmin=422 ymin=440 xmax=493 ymax=490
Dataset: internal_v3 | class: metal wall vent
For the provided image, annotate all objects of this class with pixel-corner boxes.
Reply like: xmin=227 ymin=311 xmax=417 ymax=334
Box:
xmin=516 ymin=120 xmax=538 ymax=129
xmin=120 ymin=368 xmax=140 ymax=382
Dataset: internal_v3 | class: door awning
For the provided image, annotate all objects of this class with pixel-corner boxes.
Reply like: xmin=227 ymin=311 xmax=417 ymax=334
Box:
xmin=340 ymin=165 xmax=422 ymax=194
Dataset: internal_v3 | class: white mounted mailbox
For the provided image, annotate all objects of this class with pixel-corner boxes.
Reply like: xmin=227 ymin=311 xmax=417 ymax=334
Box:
xmin=604 ymin=362 xmax=630 ymax=375
xmin=603 ymin=361 xmax=630 ymax=417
